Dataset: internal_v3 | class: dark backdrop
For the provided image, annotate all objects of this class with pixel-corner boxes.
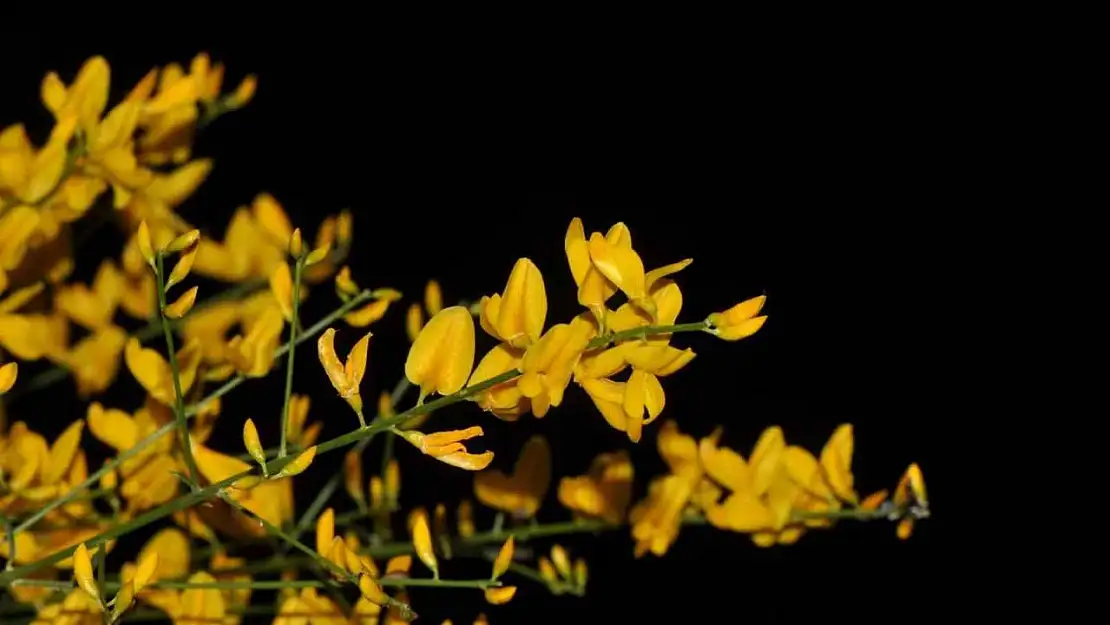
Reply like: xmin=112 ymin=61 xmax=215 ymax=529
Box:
xmin=3 ymin=27 xmax=946 ymax=624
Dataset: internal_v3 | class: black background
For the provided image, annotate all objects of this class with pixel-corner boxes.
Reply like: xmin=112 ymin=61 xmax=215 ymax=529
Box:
xmin=3 ymin=25 xmax=947 ymax=624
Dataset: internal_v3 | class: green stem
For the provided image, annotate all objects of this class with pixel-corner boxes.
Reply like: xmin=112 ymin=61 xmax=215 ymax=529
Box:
xmin=586 ymin=321 xmax=710 ymax=350
xmin=155 ymin=251 xmax=200 ymax=491
xmin=279 ymin=258 xmax=304 ymax=458
xmin=6 ymin=290 xmax=376 ymax=541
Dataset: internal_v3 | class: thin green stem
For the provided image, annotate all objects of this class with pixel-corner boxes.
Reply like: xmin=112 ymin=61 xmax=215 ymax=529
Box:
xmin=586 ymin=321 xmax=711 ymax=350
xmin=155 ymin=252 xmax=200 ymax=491
xmin=7 ymin=290 xmax=375 ymax=541
xmin=279 ymin=258 xmax=305 ymax=458
xmin=0 ymin=366 xmax=519 ymax=587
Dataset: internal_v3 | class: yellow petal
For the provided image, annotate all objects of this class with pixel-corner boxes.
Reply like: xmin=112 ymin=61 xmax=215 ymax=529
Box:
xmin=269 ymin=262 xmax=294 ymax=321
xmin=163 ymin=286 xmax=198 ymax=319
xmin=0 ymin=361 xmax=16 ymax=393
xmin=491 ymin=536 xmax=514 ymax=579
xmin=132 ymin=551 xmax=159 ymax=592
xmin=73 ymin=543 xmax=98 ymax=601
xmin=42 ymin=420 xmax=84 ymax=484
xmin=405 ymin=306 xmax=475 ymax=397
xmin=410 ymin=509 xmax=437 ymax=576
xmin=484 ymin=586 xmax=517 ymax=605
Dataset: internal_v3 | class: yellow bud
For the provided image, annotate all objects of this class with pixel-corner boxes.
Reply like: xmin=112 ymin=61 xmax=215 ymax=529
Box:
xmin=290 ymin=228 xmax=304 ymax=258
xmin=165 ymin=245 xmax=198 ymax=290
xmin=491 ymin=535 xmax=514 ymax=580
xmin=242 ymin=418 xmax=266 ymax=469
xmin=136 ymin=220 xmax=156 ymax=268
xmin=551 ymin=544 xmax=571 ymax=579
xmin=344 ymin=449 xmax=365 ymax=505
xmin=369 ymin=476 xmax=383 ymax=508
xmin=275 ymin=446 xmax=316 ymax=479
xmin=336 ymin=210 xmax=353 ymax=245
xmin=166 ymin=229 xmax=200 ymax=253
xmin=231 ymin=475 xmax=264 ymax=490
xmin=405 ymin=303 xmax=423 ymax=343
xmin=484 ymin=586 xmax=517 ymax=605
xmin=0 ymin=362 xmax=17 ymax=394
xmin=538 ymin=556 xmax=557 ymax=584
xmin=316 ymin=508 xmax=335 ymax=555
xmin=410 ymin=509 xmax=437 ymax=577
xmin=457 ymin=500 xmax=475 ymax=538
xmin=305 ymin=244 xmax=331 ymax=266
xmin=111 ymin=581 xmax=135 ymax=621
xmin=226 ymin=75 xmax=257 ymax=109
xmin=384 ymin=459 xmax=400 ymax=503
xmin=358 ymin=573 xmax=390 ymax=606
xmin=335 ymin=266 xmax=360 ymax=298
xmin=72 ymin=543 xmax=99 ymax=603
xmin=424 ymin=280 xmax=443 ymax=315
xmin=163 ymin=286 xmax=198 ymax=319
xmin=573 ymin=558 xmax=588 ymax=590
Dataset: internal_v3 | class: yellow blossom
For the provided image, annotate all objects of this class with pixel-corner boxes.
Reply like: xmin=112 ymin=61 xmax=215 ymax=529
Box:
xmin=474 ymin=436 xmax=551 ymax=519
xmin=405 ymin=306 xmax=475 ymax=401
xmin=399 ymin=426 xmax=494 ymax=471
xmin=708 ymin=295 xmax=768 ymax=341
xmin=558 ymin=450 xmax=634 ymax=524
xmin=478 ymin=258 xmax=547 ymax=348
xmin=123 ymin=337 xmax=202 ymax=406
xmin=317 ymin=327 xmax=372 ymax=418
xmin=224 ymin=305 xmax=284 ymax=378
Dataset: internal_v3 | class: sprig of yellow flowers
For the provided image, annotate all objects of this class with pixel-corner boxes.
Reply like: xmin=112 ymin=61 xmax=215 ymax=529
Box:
xmin=0 ymin=51 xmax=929 ymax=625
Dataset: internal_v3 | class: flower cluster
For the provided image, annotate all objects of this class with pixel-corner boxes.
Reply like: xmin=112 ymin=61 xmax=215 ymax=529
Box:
xmin=0 ymin=53 xmax=929 ymax=625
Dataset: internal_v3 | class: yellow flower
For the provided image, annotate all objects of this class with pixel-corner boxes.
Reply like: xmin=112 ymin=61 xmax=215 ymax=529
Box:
xmin=627 ymin=421 xmax=708 ymax=557
xmin=191 ymin=444 xmax=292 ymax=537
xmin=192 ymin=202 xmax=285 ymax=282
xmin=468 ymin=344 xmax=527 ymax=420
xmin=124 ymin=337 xmax=203 ymax=406
xmin=399 ymin=427 xmax=494 ymax=471
xmin=516 ymin=317 xmax=594 ymax=417
xmin=405 ymin=306 xmax=476 ymax=401
xmin=558 ymin=450 xmax=634 ymax=524
xmin=708 ymin=295 xmax=768 ymax=341
xmin=53 ymin=260 xmax=123 ymax=330
xmin=478 ymin=258 xmax=547 ymax=348
xmin=317 ymin=327 xmax=372 ymax=419
xmin=474 ymin=436 xmax=551 ymax=519
xmin=224 ymin=305 xmax=284 ymax=378
xmin=62 ymin=324 xmax=128 ymax=396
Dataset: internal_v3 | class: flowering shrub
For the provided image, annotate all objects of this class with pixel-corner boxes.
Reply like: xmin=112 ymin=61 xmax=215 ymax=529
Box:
xmin=0 ymin=54 xmax=930 ymax=624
